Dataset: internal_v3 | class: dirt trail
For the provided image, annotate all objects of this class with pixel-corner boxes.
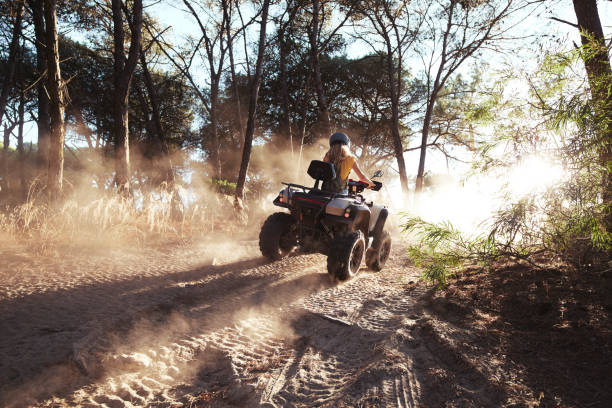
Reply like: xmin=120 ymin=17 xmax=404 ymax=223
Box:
xmin=0 ymin=240 xmax=530 ymax=407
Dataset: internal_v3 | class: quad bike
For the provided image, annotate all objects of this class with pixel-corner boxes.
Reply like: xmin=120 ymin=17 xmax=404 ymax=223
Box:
xmin=259 ymin=160 xmax=391 ymax=281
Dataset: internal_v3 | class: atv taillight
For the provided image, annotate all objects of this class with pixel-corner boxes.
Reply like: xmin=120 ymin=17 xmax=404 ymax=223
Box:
xmin=344 ymin=209 xmax=351 ymax=218
xmin=279 ymin=196 xmax=285 ymax=203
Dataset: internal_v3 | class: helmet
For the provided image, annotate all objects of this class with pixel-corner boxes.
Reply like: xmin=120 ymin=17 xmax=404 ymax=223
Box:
xmin=329 ymin=132 xmax=350 ymax=147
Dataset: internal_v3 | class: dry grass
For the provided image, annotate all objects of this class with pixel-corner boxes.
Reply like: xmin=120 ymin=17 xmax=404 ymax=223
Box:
xmin=0 ymin=185 xmax=245 ymax=253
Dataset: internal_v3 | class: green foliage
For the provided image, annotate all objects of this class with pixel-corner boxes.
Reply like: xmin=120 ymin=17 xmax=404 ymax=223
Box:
xmin=404 ymin=173 xmax=612 ymax=288
xmin=448 ymin=35 xmax=612 ymax=283
xmin=210 ymin=178 xmax=237 ymax=196
xmin=403 ymin=216 xmax=497 ymax=288
xmin=0 ymin=143 xmax=16 ymax=152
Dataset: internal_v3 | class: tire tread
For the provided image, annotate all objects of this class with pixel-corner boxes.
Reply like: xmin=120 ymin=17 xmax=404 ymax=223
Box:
xmin=327 ymin=231 xmax=365 ymax=280
xmin=259 ymin=212 xmax=295 ymax=260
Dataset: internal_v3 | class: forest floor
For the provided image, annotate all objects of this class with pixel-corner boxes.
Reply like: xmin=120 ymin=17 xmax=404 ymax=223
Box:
xmin=0 ymin=235 xmax=610 ymax=407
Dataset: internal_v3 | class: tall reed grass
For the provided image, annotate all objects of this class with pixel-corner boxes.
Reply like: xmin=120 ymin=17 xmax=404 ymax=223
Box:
xmin=0 ymin=185 xmax=243 ymax=252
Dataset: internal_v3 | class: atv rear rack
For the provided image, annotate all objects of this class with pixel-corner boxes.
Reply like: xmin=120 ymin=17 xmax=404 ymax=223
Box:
xmin=281 ymin=182 xmax=344 ymax=199
xmin=281 ymin=182 xmax=315 ymax=192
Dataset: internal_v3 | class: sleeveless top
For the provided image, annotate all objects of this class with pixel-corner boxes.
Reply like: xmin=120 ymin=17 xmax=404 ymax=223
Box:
xmin=322 ymin=156 xmax=355 ymax=193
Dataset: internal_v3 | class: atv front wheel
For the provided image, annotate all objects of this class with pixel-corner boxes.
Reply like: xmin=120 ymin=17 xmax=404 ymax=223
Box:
xmin=365 ymin=230 xmax=391 ymax=271
xmin=259 ymin=212 xmax=296 ymax=260
xmin=327 ymin=231 xmax=366 ymax=281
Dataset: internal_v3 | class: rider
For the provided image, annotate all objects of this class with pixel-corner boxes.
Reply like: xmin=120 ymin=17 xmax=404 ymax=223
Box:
xmin=323 ymin=132 xmax=374 ymax=193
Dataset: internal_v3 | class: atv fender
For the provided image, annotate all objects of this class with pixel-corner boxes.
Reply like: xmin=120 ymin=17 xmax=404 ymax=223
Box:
xmin=370 ymin=208 xmax=388 ymax=249
xmin=273 ymin=195 xmax=290 ymax=209
xmin=348 ymin=204 xmax=370 ymax=238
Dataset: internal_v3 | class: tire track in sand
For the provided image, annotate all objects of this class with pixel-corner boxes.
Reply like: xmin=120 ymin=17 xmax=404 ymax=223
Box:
xmin=27 ymin=252 xmax=330 ymax=407
xmin=16 ymin=245 xmax=479 ymax=407
xmin=260 ymin=256 xmax=425 ymax=408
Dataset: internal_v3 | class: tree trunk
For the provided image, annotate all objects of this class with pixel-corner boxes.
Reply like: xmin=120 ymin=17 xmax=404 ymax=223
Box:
xmin=235 ymin=0 xmax=271 ymax=201
xmin=2 ymin=126 xmax=12 ymax=191
xmin=111 ymin=0 xmax=143 ymax=194
xmin=44 ymin=0 xmax=65 ymax=200
xmin=571 ymin=0 xmax=612 ymax=229
xmin=181 ymin=0 xmax=227 ymax=180
xmin=17 ymin=35 xmax=26 ymax=199
xmin=29 ymin=0 xmax=51 ymax=169
xmin=74 ymin=109 xmax=94 ymax=150
xmin=222 ymin=0 xmax=244 ymax=146
xmin=139 ymin=52 xmax=165 ymax=153
xmin=235 ymin=0 xmax=251 ymax=84
xmin=390 ymin=88 xmax=409 ymax=194
xmin=135 ymin=81 xmax=155 ymax=137
xmin=296 ymin=84 xmax=310 ymax=180
xmin=382 ymin=32 xmax=409 ymax=195
xmin=279 ymin=28 xmax=294 ymax=156
xmin=95 ymin=116 xmax=101 ymax=149
xmin=309 ymin=0 xmax=331 ymax=139
xmin=0 ymin=0 xmax=24 ymax=126
xmin=415 ymin=99 xmax=435 ymax=193
xmin=209 ymin=80 xmax=222 ymax=179
xmin=572 ymin=1 xmax=611 ymax=92
xmin=140 ymin=51 xmax=174 ymax=186
xmin=18 ymin=89 xmax=26 ymax=199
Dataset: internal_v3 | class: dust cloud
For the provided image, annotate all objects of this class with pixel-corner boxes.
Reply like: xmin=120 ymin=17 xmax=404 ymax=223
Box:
xmin=388 ymin=154 xmax=568 ymax=237
xmin=0 ymin=135 xmax=382 ymax=406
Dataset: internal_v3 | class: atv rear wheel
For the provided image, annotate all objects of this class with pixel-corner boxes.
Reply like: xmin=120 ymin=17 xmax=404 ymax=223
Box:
xmin=327 ymin=231 xmax=366 ymax=281
xmin=365 ymin=230 xmax=391 ymax=271
xmin=259 ymin=212 xmax=296 ymax=260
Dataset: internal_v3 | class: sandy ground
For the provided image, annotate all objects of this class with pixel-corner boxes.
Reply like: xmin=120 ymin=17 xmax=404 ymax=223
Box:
xmin=1 ymin=237 xmax=606 ymax=407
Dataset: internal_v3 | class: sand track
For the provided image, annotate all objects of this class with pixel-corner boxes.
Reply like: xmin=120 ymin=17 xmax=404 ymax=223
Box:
xmin=0 ymin=240 xmax=505 ymax=407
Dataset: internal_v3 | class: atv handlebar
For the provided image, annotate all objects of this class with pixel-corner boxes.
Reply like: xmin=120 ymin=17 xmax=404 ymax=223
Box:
xmin=348 ymin=179 xmax=383 ymax=193
xmin=280 ymin=180 xmax=383 ymax=198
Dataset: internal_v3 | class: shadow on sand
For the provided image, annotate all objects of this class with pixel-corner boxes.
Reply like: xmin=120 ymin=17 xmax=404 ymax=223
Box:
xmin=0 ymin=253 xmax=332 ymax=405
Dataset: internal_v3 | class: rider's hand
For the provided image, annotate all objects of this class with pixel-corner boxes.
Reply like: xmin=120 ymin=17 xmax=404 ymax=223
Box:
xmin=361 ymin=179 xmax=375 ymax=189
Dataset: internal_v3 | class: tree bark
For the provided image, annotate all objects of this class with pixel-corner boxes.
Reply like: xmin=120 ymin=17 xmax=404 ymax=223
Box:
xmin=571 ymin=0 xmax=612 ymax=228
xmin=73 ymin=109 xmax=94 ymax=150
xmin=17 ymin=35 xmax=26 ymax=199
xmin=361 ymin=1 xmax=422 ymax=194
xmin=181 ymin=0 xmax=226 ymax=179
xmin=296 ymin=79 xmax=311 ymax=180
xmin=209 ymin=79 xmax=222 ymax=179
xmin=381 ymin=25 xmax=409 ymax=195
xmin=139 ymin=52 xmax=165 ymax=152
xmin=235 ymin=0 xmax=271 ymax=201
xmin=572 ymin=1 xmax=611 ymax=90
xmin=29 ymin=0 xmax=51 ymax=169
xmin=18 ymin=89 xmax=26 ymax=199
xmin=415 ymin=98 xmax=436 ymax=192
xmin=415 ymin=1 xmax=455 ymax=193
xmin=309 ymin=0 xmax=331 ymax=139
xmin=279 ymin=26 xmax=294 ymax=155
xmin=140 ymin=50 xmax=174 ymax=185
xmin=44 ymin=0 xmax=65 ymax=200
xmin=413 ymin=0 xmax=510 ymax=193
xmin=222 ymin=0 xmax=244 ymax=146
xmin=0 ymin=1 xmax=24 ymax=127
xmin=111 ymin=0 xmax=143 ymax=194
xmin=2 ymin=125 xmax=13 ymax=191
xmin=235 ymin=0 xmax=251 ymax=85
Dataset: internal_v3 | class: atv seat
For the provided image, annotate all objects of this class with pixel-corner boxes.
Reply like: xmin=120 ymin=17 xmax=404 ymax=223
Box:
xmin=308 ymin=188 xmax=335 ymax=198
xmin=307 ymin=160 xmax=335 ymax=191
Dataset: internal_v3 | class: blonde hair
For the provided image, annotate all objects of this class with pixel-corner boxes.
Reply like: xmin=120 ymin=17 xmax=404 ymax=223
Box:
xmin=324 ymin=144 xmax=352 ymax=169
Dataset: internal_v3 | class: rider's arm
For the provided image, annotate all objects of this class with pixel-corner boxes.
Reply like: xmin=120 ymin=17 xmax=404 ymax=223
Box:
xmin=352 ymin=161 xmax=375 ymax=188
